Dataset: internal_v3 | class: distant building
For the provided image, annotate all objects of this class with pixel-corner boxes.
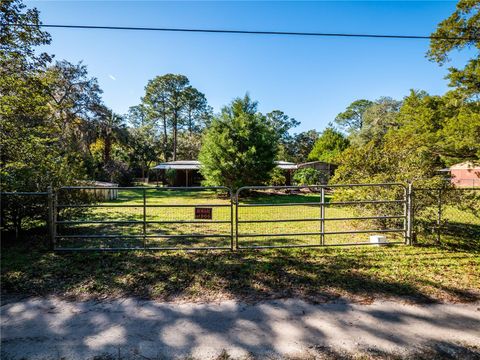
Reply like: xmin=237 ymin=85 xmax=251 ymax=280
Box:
xmin=152 ymin=160 xmax=202 ymax=187
xmin=152 ymin=160 xmax=298 ymax=187
xmin=444 ymin=162 xmax=480 ymax=187
xmin=296 ymin=161 xmax=337 ymax=184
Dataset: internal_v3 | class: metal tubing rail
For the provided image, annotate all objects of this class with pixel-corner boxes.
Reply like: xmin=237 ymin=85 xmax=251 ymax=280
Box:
xmin=56 ymin=203 xmax=230 ymax=208
xmin=237 ymin=199 xmax=405 ymax=207
xmin=55 ymin=246 xmax=232 ymax=252
xmin=56 ymin=234 xmax=231 ymax=238
xmin=1 ymin=192 xmax=48 ymax=195
xmin=237 ymin=215 xmax=405 ymax=223
xmin=56 ymin=220 xmax=231 ymax=224
xmin=237 ymin=229 xmax=405 ymax=237
xmin=59 ymin=186 xmax=231 ymax=190
xmin=238 ymin=241 xmax=404 ymax=249
xmin=235 ymin=182 xmax=406 ymax=193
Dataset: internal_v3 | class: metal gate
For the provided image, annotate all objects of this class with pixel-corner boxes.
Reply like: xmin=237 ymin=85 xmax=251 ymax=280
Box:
xmin=235 ymin=183 xmax=412 ymax=248
xmin=54 ymin=186 xmax=234 ymax=251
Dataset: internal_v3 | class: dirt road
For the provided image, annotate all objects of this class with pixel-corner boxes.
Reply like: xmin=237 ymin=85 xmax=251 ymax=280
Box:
xmin=1 ymin=297 xmax=479 ymax=359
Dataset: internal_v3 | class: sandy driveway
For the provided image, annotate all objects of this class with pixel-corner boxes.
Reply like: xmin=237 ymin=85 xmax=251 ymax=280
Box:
xmin=1 ymin=297 xmax=480 ymax=359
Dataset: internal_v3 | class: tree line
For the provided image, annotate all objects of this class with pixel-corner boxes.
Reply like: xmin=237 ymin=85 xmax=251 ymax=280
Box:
xmin=1 ymin=0 xmax=479 ymax=194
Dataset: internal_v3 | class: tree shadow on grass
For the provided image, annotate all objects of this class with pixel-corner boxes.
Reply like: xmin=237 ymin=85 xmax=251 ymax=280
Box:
xmin=0 ymin=243 xmax=462 ymax=304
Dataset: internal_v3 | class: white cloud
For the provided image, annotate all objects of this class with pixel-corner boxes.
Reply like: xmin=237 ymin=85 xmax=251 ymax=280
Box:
xmin=108 ymin=74 xmax=116 ymax=81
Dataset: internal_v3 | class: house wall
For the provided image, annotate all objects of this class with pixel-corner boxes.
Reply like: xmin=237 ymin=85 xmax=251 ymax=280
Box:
xmin=451 ymin=168 xmax=480 ymax=187
xmin=297 ymin=162 xmax=337 ymax=184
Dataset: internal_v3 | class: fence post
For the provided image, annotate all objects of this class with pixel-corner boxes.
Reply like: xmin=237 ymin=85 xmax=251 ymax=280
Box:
xmin=437 ymin=188 xmax=442 ymax=244
xmin=406 ymin=183 xmax=413 ymax=245
xmin=230 ymin=190 xmax=234 ymax=251
xmin=235 ymin=190 xmax=239 ymax=250
xmin=143 ymin=188 xmax=147 ymax=249
xmin=320 ymin=187 xmax=325 ymax=245
xmin=47 ymin=186 xmax=55 ymax=250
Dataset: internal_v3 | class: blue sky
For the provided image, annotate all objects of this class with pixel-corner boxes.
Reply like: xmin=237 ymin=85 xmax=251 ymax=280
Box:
xmin=28 ymin=1 xmax=468 ymax=132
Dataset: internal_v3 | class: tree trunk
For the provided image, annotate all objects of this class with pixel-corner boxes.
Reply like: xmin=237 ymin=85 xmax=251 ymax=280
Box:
xmin=173 ymin=112 xmax=178 ymax=161
xmin=162 ymin=114 xmax=168 ymax=161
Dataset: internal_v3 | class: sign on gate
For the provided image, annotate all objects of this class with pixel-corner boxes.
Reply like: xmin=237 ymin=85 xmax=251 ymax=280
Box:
xmin=195 ymin=207 xmax=213 ymax=219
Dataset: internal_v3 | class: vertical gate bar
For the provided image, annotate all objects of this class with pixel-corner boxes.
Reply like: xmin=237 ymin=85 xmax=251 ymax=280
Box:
xmin=403 ymin=185 xmax=408 ymax=244
xmin=407 ymin=183 xmax=413 ymax=245
xmin=235 ymin=190 xmax=239 ymax=250
xmin=320 ymin=187 xmax=325 ymax=245
xmin=53 ymin=190 xmax=58 ymax=250
xmin=47 ymin=186 xmax=54 ymax=250
xmin=230 ymin=190 xmax=234 ymax=251
xmin=437 ymin=188 xmax=442 ymax=244
xmin=143 ymin=188 xmax=147 ymax=249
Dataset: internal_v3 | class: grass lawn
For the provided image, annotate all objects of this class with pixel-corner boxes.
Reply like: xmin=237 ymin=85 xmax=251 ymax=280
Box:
xmin=2 ymin=187 xmax=479 ymax=303
xmin=2 ymin=241 xmax=479 ymax=303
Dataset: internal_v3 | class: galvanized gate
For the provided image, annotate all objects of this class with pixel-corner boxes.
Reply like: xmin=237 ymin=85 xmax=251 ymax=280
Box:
xmin=235 ymin=183 xmax=412 ymax=248
xmin=54 ymin=186 xmax=234 ymax=251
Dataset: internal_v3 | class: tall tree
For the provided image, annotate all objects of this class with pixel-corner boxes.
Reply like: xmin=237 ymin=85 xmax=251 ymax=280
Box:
xmin=199 ymin=95 xmax=278 ymax=189
xmin=334 ymin=99 xmax=373 ymax=134
xmin=308 ymin=126 xmax=350 ymax=163
xmin=127 ymin=105 xmax=163 ymax=179
xmin=283 ymin=130 xmax=319 ymax=163
xmin=142 ymin=74 xmax=210 ymax=161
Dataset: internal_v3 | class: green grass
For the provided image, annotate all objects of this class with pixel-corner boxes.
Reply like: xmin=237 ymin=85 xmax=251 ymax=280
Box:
xmin=2 ymin=241 xmax=479 ymax=303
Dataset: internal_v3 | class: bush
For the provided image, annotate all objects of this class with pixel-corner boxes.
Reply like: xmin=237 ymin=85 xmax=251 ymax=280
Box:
xmin=267 ymin=167 xmax=286 ymax=186
xmin=293 ymin=168 xmax=325 ymax=186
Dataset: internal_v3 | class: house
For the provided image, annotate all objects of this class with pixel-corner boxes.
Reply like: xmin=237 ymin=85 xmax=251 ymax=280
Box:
xmin=152 ymin=160 xmax=298 ymax=187
xmin=152 ymin=160 xmax=203 ymax=187
xmin=296 ymin=161 xmax=337 ymax=184
xmin=444 ymin=162 xmax=480 ymax=187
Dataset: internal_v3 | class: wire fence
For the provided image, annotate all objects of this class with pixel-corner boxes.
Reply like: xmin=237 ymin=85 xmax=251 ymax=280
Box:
xmin=55 ymin=186 xmax=233 ymax=251
xmin=235 ymin=184 xmax=409 ymax=248
xmin=413 ymin=187 xmax=480 ymax=249
xmin=1 ymin=184 xmax=478 ymax=251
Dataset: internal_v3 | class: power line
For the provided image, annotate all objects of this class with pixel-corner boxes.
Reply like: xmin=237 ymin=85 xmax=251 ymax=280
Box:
xmin=3 ymin=23 xmax=478 ymax=41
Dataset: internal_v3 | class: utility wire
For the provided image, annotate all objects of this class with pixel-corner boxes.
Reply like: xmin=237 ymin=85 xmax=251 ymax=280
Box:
xmin=3 ymin=23 xmax=478 ymax=41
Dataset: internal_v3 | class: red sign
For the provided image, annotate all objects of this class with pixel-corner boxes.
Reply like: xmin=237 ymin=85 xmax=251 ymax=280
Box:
xmin=195 ymin=207 xmax=213 ymax=220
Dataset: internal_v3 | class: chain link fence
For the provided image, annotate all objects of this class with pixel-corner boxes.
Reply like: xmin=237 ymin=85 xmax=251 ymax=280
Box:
xmin=413 ymin=187 xmax=480 ymax=249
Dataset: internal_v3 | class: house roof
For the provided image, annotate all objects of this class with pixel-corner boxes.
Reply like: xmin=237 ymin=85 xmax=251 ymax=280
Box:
xmin=275 ymin=161 xmax=297 ymax=170
xmin=153 ymin=160 xmax=298 ymax=170
xmin=449 ymin=161 xmax=480 ymax=170
xmin=152 ymin=160 xmax=201 ymax=170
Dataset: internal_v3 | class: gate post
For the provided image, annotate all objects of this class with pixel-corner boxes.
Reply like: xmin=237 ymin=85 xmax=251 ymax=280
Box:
xmin=143 ymin=188 xmax=147 ymax=249
xmin=406 ymin=183 xmax=413 ymax=245
xmin=437 ymin=188 xmax=442 ymax=245
xmin=47 ymin=186 xmax=55 ymax=250
xmin=234 ymin=189 xmax=239 ymax=250
xmin=230 ymin=190 xmax=234 ymax=251
xmin=320 ymin=187 xmax=325 ymax=245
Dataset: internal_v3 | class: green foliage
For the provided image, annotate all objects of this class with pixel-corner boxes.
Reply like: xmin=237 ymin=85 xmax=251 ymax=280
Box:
xmin=281 ymin=130 xmax=320 ymax=163
xmin=293 ymin=168 xmax=325 ymax=186
xmin=267 ymin=167 xmax=287 ymax=186
xmin=428 ymin=0 xmax=480 ymax=97
xmin=199 ymin=95 xmax=278 ymax=190
xmin=334 ymin=99 xmax=373 ymax=134
xmin=308 ymin=126 xmax=349 ymax=162
xmin=141 ymin=74 xmax=211 ymax=161
xmin=265 ymin=110 xmax=300 ymax=142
